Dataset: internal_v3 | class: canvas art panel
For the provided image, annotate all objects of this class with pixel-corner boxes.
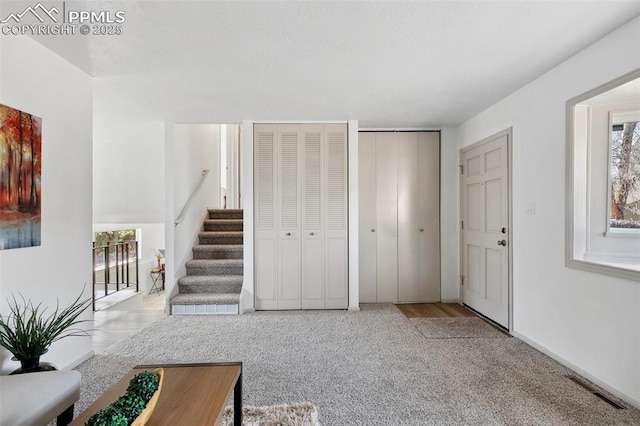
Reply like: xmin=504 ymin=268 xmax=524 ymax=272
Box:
xmin=0 ymin=104 xmax=42 ymax=249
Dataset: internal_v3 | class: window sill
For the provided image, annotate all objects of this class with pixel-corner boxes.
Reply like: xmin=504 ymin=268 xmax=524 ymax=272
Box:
xmin=567 ymin=257 xmax=640 ymax=282
xmin=604 ymin=229 xmax=640 ymax=238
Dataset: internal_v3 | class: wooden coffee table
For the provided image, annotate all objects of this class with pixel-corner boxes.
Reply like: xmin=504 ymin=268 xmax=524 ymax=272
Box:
xmin=71 ymin=363 xmax=242 ymax=425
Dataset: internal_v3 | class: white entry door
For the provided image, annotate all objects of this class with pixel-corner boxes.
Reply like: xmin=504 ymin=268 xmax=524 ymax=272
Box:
xmin=460 ymin=131 xmax=510 ymax=328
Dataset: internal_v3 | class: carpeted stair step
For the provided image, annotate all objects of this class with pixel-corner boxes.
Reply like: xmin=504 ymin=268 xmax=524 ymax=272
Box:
xmin=192 ymin=244 xmax=243 ymax=259
xmin=186 ymin=259 xmax=243 ymax=276
xmin=170 ymin=292 xmax=240 ymax=306
xmin=204 ymin=219 xmax=243 ymax=232
xmin=199 ymin=231 xmax=243 ymax=245
xmin=178 ymin=275 xmax=243 ymax=294
xmin=173 ymin=209 xmax=243 ymax=315
xmin=208 ymin=209 xmax=243 ymax=220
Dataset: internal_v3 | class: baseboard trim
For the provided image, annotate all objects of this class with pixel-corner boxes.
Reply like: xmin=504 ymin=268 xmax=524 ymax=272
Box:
xmin=441 ymin=298 xmax=460 ymax=304
xmin=62 ymin=349 xmax=94 ymax=371
xmin=512 ymin=331 xmax=640 ymax=409
xmin=348 ymin=306 xmax=361 ymax=311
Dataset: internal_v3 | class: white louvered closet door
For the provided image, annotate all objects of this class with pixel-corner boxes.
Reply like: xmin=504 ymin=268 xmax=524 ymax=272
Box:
xmin=324 ymin=125 xmax=348 ymax=308
xmin=254 ymin=123 xmax=348 ymax=310
xmin=302 ymin=125 xmax=325 ymax=309
xmin=254 ymin=125 xmax=278 ymax=310
xmin=278 ymin=125 xmax=302 ymax=309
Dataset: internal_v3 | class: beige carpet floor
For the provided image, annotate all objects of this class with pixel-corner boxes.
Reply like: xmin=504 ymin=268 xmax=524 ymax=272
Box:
xmin=72 ymin=304 xmax=640 ymax=425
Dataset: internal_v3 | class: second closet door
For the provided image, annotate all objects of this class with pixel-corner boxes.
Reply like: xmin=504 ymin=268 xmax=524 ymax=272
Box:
xmin=358 ymin=131 xmax=440 ymax=303
xmin=398 ymin=132 xmax=440 ymax=302
xmin=375 ymin=132 xmax=399 ymax=303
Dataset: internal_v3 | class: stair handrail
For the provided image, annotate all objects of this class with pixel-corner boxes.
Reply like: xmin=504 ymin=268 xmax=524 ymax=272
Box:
xmin=174 ymin=169 xmax=210 ymax=226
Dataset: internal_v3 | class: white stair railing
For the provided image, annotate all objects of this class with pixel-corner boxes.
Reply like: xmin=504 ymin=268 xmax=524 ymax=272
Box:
xmin=174 ymin=169 xmax=210 ymax=226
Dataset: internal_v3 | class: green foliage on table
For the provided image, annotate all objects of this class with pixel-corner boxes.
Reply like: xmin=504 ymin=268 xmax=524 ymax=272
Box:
xmin=126 ymin=370 xmax=159 ymax=401
xmin=0 ymin=289 xmax=91 ymax=361
xmin=85 ymin=405 xmax=128 ymax=426
xmin=112 ymin=391 xmax=147 ymax=423
xmin=86 ymin=371 xmax=159 ymax=426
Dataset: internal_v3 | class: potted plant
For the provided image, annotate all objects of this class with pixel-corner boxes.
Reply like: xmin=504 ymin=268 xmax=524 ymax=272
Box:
xmin=0 ymin=289 xmax=92 ymax=374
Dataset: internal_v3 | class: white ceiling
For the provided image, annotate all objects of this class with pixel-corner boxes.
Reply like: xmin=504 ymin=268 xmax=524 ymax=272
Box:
xmin=28 ymin=1 xmax=640 ymax=127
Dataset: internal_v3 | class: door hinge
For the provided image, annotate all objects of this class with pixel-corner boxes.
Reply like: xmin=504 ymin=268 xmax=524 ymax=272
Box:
xmin=459 ymin=164 xmax=463 ymax=175
xmin=461 ymin=275 xmax=464 ymax=286
xmin=461 ymin=221 xmax=464 ymax=230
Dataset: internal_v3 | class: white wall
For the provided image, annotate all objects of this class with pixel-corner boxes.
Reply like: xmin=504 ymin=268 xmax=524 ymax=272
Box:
xmin=225 ymin=124 xmax=241 ymax=209
xmin=0 ymin=36 xmax=93 ymax=371
xmin=348 ymin=120 xmax=360 ymax=310
xmin=92 ymin=79 xmax=166 ymax=303
xmin=241 ymin=121 xmax=254 ymax=311
xmin=165 ymin=124 xmax=220 ymax=299
xmin=93 ymin=79 xmax=165 ymax=224
xmin=455 ymin=17 xmax=640 ymax=406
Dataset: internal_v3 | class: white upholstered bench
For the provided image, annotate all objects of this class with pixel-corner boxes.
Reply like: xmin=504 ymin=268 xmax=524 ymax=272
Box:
xmin=0 ymin=370 xmax=81 ymax=426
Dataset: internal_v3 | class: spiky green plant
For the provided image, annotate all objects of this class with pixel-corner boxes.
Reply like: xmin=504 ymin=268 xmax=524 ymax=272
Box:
xmin=0 ymin=289 xmax=91 ymax=361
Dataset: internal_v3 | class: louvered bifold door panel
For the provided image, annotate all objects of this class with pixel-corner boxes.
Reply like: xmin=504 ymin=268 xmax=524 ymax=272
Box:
xmin=277 ymin=125 xmax=302 ymax=309
xmin=254 ymin=125 xmax=278 ymax=309
xmin=302 ymin=125 xmax=325 ymax=309
xmin=324 ymin=124 xmax=348 ymax=309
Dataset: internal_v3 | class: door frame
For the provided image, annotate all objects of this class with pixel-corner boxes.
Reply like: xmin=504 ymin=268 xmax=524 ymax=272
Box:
xmin=459 ymin=127 xmax=513 ymax=331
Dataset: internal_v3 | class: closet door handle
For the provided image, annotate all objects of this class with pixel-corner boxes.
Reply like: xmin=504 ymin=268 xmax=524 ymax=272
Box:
xmin=309 ymin=232 xmax=315 ymax=236
xmin=285 ymin=232 xmax=291 ymax=236
xmin=371 ymin=229 xmax=375 ymax=232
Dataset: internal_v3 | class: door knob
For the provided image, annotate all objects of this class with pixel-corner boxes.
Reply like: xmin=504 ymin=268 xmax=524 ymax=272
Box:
xmin=286 ymin=232 xmax=291 ymax=236
xmin=498 ymin=240 xmax=507 ymax=246
xmin=309 ymin=232 xmax=315 ymax=236
xmin=419 ymin=228 xmax=424 ymax=232
xmin=371 ymin=229 xmax=375 ymax=232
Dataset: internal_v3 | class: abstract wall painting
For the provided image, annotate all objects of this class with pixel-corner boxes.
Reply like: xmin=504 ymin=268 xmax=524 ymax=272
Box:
xmin=0 ymin=104 xmax=42 ymax=250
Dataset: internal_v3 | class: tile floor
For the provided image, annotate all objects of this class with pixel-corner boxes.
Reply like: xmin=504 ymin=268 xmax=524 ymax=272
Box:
xmin=91 ymin=291 xmax=166 ymax=354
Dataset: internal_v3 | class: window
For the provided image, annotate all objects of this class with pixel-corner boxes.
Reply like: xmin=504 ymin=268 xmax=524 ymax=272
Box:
xmin=566 ymin=69 xmax=640 ymax=281
xmin=608 ymin=111 xmax=640 ymax=233
xmin=93 ymin=228 xmax=140 ymax=270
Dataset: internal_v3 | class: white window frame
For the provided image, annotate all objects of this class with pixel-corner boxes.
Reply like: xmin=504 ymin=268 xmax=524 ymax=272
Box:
xmin=566 ymin=69 xmax=640 ymax=282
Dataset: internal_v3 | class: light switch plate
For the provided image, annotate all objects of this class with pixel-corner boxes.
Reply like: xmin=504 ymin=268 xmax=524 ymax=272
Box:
xmin=525 ymin=201 xmax=535 ymax=214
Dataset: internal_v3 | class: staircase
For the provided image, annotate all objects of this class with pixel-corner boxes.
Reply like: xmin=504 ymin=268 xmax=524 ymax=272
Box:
xmin=170 ymin=209 xmax=243 ymax=314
